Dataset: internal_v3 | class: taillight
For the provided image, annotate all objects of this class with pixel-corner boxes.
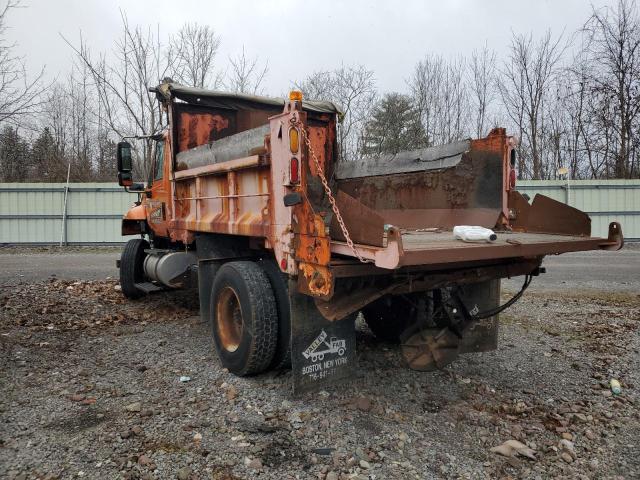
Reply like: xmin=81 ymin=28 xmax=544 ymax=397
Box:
xmin=509 ymin=149 xmax=516 ymax=189
xmin=290 ymin=157 xmax=300 ymax=184
xmin=289 ymin=127 xmax=299 ymax=153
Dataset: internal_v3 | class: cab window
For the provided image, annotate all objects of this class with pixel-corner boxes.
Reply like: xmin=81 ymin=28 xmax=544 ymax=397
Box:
xmin=153 ymin=141 xmax=164 ymax=181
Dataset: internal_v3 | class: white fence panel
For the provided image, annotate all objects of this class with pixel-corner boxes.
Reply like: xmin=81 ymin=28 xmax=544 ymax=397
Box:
xmin=0 ymin=183 xmax=137 ymax=244
xmin=517 ymin=180 xmax=640 ymax=240
xmin=0 ymin=181 xmax=638 ymax=244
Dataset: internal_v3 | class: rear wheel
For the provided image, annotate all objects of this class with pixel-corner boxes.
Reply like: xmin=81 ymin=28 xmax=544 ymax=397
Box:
xmin=257 ymin=259 xmax=291 ymax=370
xmin=210 ymin=261 xmax=278 ymax=376
xmin=119 ymin=238 xmax=149 ymax=300
xmin=362 ymin=295 xmax=415 ymax=343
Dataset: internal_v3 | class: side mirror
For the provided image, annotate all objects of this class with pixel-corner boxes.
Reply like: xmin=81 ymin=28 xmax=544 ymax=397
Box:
xmin=118 ymin=172 xmax=133 ymax=187
xmin=117 ymin=141 xmax=133 ymax=172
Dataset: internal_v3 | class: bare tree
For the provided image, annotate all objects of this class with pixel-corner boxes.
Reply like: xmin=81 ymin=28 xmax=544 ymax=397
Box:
xmin=408 ymin=55 xmax=469 ymax=147
xmin=468 ymin=44 xmax=497 ymax=138
xmin=499 ymin=30 xmax=565 ymax=179
xmin=0 ymin=1 xmax=46 ymax=125
xmin=296 ymin=64 xmax=376 ymax=161
xmin=225 ymin=46 xmax=268 ymax=95
xmin=168 ymin=23 xmax=221 ymax=88
xmin=64 ymin=11 xmax=170 ymax=177
xmin=582 ymin=0 xmax=640 ymax=178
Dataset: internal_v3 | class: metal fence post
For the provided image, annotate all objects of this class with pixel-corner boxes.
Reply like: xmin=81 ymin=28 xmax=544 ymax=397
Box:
xmin=59 ymin=163 xmax=71 ymax=246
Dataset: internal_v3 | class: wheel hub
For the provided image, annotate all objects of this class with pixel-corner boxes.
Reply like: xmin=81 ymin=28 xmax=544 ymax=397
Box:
xmin=217 ymin=287 xmax=244 ymax=352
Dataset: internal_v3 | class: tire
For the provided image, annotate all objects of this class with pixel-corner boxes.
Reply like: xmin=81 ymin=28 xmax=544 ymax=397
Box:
xmin=210 ymin=261 xmax=278 ymax=376
xmin=257 ymin=259 xmax=291 ymax=369
xmin=119 ymin=238 xmax=149 ymax=300
xmin=361 ymin=295 xmax=416 ymax=343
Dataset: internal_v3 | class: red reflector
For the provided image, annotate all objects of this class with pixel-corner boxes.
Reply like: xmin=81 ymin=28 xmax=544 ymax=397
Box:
xmin=290 ymin=157 xmax=299 ymax=184
xmin=280 ymin=258 xmax=287 ymax=271
xmin=509 ymin=169 xmax=516 ymax=189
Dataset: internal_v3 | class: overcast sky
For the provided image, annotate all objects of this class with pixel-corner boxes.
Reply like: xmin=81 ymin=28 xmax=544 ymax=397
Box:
xmin=5 ymin=0 xmax=616 ymax=95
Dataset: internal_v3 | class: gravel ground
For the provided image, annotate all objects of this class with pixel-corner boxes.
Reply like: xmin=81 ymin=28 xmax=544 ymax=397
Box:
xmin=1 ymin=259 xmax=639 ymax=479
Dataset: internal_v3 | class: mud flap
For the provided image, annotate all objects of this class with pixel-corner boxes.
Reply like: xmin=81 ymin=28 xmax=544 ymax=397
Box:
xmin=289 ymin=280 xmax=356 ymax=395
xmin=458 ymin=279 xmax=500 ymax=354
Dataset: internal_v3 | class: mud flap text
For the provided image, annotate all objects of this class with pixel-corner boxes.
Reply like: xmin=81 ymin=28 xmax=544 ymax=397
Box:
xmin=289 ymin=280 xmax=356 ymax=394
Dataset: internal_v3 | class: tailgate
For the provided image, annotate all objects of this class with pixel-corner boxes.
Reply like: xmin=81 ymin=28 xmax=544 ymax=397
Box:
xmin=330 ymin=224 xmax=623 ymax=269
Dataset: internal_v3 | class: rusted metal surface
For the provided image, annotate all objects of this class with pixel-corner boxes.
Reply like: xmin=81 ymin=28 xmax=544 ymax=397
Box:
xmin=336 ymin=129 xmax=508 ymax=232
xmin=330 ymin=227 xmax=622 ymax=270
xmin=335 ymin=139 xmax=470 ymax=179
xmin=176 ymin=125 xmax=270 ymax=171
xmin=175 ymin=107 xmax=235 ymax=153
xmin=524 ymin=194 xmax=591 ymax=236
xmin=507 ymin=190 xmax=532 ymax=229
xmin=289 ymin=112 xmax=340 ymax=297
xmin=298 ymin=262 xmax=333 ymax=297
xmin=216 ymin=286 xmax=243 ymax=352
xmin=171 ymin=102 xmax=277 ymax=155
xmin=314 ymin=259 xmax=539 ymax=321
xmin=378 ymin=207 xmax=500 ymax=230
xmin=173 ymin=155 xmax=268 ymax=180
xmin=315 ymin=283 xmax=397 ymax=322
xmin=330 ymin=190 xmax=385 ymax=247
xmin=172 ymin=155 xmax=272 ymax=238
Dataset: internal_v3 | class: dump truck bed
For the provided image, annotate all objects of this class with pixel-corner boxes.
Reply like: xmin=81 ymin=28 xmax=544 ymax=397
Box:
xmin=330 ymin=225 xmax=623 ymax=270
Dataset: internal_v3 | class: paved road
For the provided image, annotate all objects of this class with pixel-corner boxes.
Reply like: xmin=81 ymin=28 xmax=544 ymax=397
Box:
xmin=0 ymin=250 xmax=120 ymax=285
xmin=0 ymin=246 xmax=638 ymax=292
xmin=504 ymin=246 xmax=640 ymax=293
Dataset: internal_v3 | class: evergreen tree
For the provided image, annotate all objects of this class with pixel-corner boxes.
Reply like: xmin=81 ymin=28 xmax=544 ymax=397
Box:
xmin=362 ymin=93 xmax=427 ymax=156
xmin=31 ymin=127 xmax=68 ymax=181
xmin=0 ymin=126 xmax=31 ymax=182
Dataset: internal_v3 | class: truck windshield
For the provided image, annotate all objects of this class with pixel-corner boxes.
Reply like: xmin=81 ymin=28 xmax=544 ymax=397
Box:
xmin=154 ymin=141 xmax=164 ymax=181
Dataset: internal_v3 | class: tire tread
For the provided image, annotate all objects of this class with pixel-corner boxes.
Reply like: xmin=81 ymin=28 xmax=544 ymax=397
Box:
xmin=212 ymin=261 xmax=278 ymax=376
xmin=120 ymin=238 xmax=148 ymax=300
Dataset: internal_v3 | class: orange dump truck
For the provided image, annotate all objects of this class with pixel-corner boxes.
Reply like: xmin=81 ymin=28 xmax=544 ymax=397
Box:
xmin=116 ymin=82 xmax=623 ymax=393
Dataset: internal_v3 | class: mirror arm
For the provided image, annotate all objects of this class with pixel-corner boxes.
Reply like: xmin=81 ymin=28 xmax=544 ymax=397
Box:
xmin=125 ymin=183 xmax=146 ymax=193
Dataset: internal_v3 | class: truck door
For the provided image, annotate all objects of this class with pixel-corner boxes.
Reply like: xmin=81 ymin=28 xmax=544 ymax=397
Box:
xmin=147 ymin=139 xmax=170 ymax=237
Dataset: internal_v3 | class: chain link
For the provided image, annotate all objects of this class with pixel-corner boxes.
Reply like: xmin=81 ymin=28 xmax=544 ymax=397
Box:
xmin=290 ymin=115 xmax=372 ymax=264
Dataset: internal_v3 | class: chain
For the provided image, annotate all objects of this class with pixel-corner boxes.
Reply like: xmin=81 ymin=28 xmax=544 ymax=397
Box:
xmin=290 ymin=115 xmax=372 ymax=264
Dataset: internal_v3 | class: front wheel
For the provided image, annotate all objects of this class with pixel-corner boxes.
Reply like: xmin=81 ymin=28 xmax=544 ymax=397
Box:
xmin=119 ymin=238 xmax=149 ymax=300
xmin=210 ymin=261 xmax=278 ymax=376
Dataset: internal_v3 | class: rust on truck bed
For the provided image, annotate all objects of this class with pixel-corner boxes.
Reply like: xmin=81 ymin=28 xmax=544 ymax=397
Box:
xmin=142 ymin=85 xmax=623 ymax=286
xmin=116 ymin=82 xmax=624 ymax=394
